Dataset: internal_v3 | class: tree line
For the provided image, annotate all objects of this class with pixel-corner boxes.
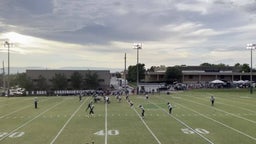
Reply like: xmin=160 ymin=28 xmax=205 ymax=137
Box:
xmin=6 ymin=71 xmax=100 ymax=91
xmin=1 ymin=62 xmax=252 ymax=91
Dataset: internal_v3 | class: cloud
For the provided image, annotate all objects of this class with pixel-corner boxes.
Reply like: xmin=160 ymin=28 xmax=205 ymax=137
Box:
xmin=0 ymin=0 xmax=256 ymax=69
xmin=175 ymin=2 xmax=208 ymax=14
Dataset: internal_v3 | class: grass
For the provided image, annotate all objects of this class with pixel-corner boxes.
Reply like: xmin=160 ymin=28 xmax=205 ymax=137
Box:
xmin=0 ymin=89 xmax=256 ymax=144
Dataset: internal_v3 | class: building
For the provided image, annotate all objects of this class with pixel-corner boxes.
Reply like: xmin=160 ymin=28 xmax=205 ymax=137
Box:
xmin=26 ymin=69 xmax=111 ymax=90
xmin=145 ymin=66 xmax=256 ymax=84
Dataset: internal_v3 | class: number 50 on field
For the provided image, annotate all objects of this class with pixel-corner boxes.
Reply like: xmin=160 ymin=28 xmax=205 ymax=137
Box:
xmin=181 ymin=128 xmax=209 ymax=135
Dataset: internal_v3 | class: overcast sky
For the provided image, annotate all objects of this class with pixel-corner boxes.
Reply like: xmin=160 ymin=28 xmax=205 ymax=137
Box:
xmin=0 ymin=0 xmax=256 ymax=71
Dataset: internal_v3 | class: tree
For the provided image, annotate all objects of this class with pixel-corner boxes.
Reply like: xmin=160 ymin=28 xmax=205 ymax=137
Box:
xmin=127 ymin=63 xmax=146 ymax=82
xmin=127 ymin=65 xmax=137 ymax=82
xmin=138 ymin=63 xmax=146 ymax=82
xmin=51 ymin=73 xmax=68 ymax=90
xmin=165 ymin=66 xmax=182 ymax=84
xmin=216 ymin=63 xmax=228 ymax=68
xmin=147 ymin=66 xmax=155 ymax=72
xmin=70 ymin=71 xmax=83 ymax=89
xmin=14 ymin=73 xmax=34 ymax=91
xmin=234 ymin=63 xmax=241 ymax=67
xmin=147 ymin=65 xmax=166 ymax=72
xmin=36 ymin=75 xmax=48 ymax=90
xmin=200 ymin=63 xmax=212 ymax=67
xmin=83 ymin=71 xmax=99 ymax=89
xmin=241 ymin=64 xmax=250 ymax=72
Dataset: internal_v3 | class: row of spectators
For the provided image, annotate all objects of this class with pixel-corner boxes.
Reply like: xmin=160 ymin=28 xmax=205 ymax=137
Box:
xmin=23 ymin=90 xmax=109 ymax=96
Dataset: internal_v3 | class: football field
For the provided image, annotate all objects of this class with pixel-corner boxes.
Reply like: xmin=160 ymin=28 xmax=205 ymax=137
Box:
xmin=0 ymin=89 xmax=256 ymax=144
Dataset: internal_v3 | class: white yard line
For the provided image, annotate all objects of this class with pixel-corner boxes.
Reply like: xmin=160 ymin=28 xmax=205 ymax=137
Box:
xmin=0 ymin=105 xmax=31 ymax=119
xmin=0 ymin=98 xmax=50 ymax=119
xmin=0 ymin=99 xmax=65 ymax=142
xmin=0 ymin=98 xmax=31 ymax=108
xmin=50 ymin=98 xmax=88 ymax=144
xmin=105 ymin=102 xmax=108 ymax=144
xmin=149 ymin=100 xmax=214 ymax=144
xmin=132 ymin=107 xmax=162 ymax=144
xmin=180 ymin=97 xmax=256 ymax=124
xmin=191 ymin=95 xmax=256 ymax=114
xmin=176 ymin=102 xmax=256 ymax=141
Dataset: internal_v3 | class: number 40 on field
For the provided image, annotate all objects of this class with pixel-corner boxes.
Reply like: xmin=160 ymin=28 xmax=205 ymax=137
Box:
xmin=94 ymin=130 xmax=119 ymax=136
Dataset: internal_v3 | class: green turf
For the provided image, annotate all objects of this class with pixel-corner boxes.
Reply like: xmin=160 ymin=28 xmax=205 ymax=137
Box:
xmin=0 ymin=89 xmax=256 ymax=144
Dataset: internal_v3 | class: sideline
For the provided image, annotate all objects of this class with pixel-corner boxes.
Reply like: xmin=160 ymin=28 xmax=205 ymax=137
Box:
xmin=50 ymin=97 xmax=88 ymax=144
xmin=149 ymin=100 xmax=214 ymax=144
xmin=0 ymin=99 xmax=66 ymax=142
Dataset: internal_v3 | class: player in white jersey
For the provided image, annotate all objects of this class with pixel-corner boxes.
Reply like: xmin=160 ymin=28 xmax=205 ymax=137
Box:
xmin=167 ymin=102 xmax=173 ymax=114
xmin=139 ymin=105 xmax=145 ymax=118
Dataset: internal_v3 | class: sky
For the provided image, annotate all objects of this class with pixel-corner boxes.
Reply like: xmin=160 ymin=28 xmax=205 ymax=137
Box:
xmin=0 ymin=0 xmax=256 ymax=72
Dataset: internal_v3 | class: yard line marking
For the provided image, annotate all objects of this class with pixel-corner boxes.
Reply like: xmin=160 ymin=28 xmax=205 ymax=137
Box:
xmin=149 ymin=100 xmax=214 ymax=144
xmin=132 ymin=107 xmax=162 ymax=144
xmin=191 ymin=94 xmax=256 ymax=114
xmin=179 ymin=95 xmax=256 ymax=124
xmin=0 ymin=105 xmax=30 ymax=118
xmin=240 ymin=96 xmax=251 ymax=98
xmin=0 ymin=98 xmax=50 ymax=118
xmin=0 ymin=99 xmax=65 ymax=142
xmin=0 ymin=97 xmax=31 ymax=108
xmin=176 ymin=102 xmax=256 ymax=141
xmin=206 ymin=93 xmax=256 ymax=108
xmin=50 ymin=98 xmax=88 ymax=144
xmin=105 ymin=102 xmax=108 ymax=144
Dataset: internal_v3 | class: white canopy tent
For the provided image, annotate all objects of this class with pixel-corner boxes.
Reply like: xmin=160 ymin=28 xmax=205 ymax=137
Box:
xmin=210 ymin=79 xmax=226 ymax=84
xmin=233 ymin=80 xmax=247 ymax=84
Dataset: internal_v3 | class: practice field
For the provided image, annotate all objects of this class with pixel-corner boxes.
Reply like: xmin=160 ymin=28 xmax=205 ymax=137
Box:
xmin=0 ymin=89 xmax=256 ymax=144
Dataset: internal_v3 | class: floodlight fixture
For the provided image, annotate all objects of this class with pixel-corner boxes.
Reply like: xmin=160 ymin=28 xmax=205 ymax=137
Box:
xmin=133 ymin=43 xmax=142 ymax=49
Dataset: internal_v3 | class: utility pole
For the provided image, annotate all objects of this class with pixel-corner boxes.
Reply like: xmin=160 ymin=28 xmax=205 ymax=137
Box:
xmin=2 ymin=61 xmax=5 ymax=94
xmin=124 ymin=53 xmax=127 ymax=93
xmin=3 ymin=41 xmax=15 ymax=97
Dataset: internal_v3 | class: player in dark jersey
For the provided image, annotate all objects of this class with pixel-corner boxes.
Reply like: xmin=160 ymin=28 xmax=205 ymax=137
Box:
xmin=86 ymin=101 xmax=93 ymax=111
xmin=34 ymin=97 xmax=38 ymax=109
xmin=125 ymin=95 xmax=129 ymax=101
xmin=89 ymin=104 xmax=94 ymax=115
xmin=79 ymin=94 xmax=82 ymax=102
xmin=210 ymin=96 xmax=215 ymax=106
xmin=128 ymin=100 xmax=134 ymax=107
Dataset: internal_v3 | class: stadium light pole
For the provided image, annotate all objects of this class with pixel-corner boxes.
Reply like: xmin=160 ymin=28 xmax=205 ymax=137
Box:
xmin=3 ymin=41 xmax=15 ymax=97
xmin=133 ymin=43 xmax=142 ymax=95
xmin=246 ymin=43 xmax=256 ymax=94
